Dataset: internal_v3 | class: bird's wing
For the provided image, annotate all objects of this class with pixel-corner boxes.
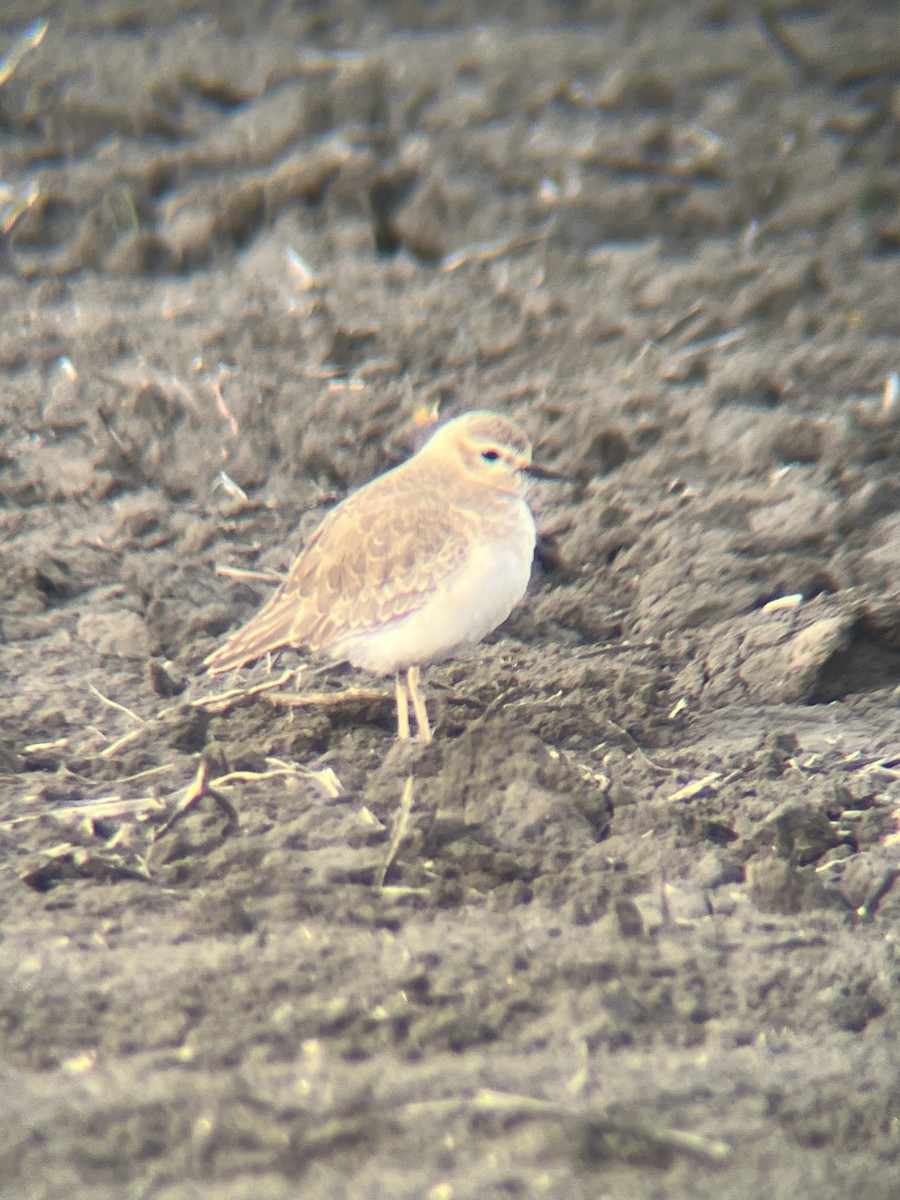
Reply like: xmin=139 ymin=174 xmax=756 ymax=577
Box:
xmin=204 ymin=471 xmax=474 ymax=674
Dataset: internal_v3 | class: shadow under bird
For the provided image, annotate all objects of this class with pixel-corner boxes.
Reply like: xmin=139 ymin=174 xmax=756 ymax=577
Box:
xmin=205 ymin=410 xmax=554 ymax=743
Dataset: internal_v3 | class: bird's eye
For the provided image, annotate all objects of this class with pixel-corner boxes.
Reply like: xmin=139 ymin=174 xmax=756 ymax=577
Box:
xmin=480 ymin=449 xmax=500 ymax=463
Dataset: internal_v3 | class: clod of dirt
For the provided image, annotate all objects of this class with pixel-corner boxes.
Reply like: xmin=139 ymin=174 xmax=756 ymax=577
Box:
xmin=739 ymin=597 xmax=900 ymax=704
xmin=431 ymin=718 xmax=611 ymax=842
xmin=747 ymin=857 xmax=847 ymax=915
xmin=76 ymin=610 xmax=155 ymax=660
xmin=753 ymin=801 xmax=849 ymax=866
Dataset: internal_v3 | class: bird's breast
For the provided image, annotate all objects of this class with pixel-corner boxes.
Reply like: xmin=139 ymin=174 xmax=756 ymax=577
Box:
xmin=330 ymin=497 xmax=536 ymax=675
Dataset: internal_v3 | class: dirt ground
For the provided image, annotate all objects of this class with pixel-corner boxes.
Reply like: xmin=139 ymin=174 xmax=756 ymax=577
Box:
xmin=2 ymin=1 xmax=900 ymax=1196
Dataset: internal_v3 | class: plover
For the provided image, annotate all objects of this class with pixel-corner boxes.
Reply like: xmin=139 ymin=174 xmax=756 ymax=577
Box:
xmin=205 ymin=410 xmax=542 ymax=742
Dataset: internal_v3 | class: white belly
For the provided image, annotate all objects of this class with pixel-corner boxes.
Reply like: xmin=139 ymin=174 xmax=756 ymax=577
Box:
xmin=331 ymin=501 xmax=536 ymax=676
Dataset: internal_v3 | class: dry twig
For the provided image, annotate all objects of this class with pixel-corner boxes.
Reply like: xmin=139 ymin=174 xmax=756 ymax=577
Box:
xmin=376 ymin=776 xmax=415 ymax=888
xmin=153 ymin=758 xmax=239 ymax=841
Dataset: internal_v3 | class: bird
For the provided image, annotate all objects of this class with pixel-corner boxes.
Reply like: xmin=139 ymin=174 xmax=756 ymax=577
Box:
xmin=204 ymin=410 xmax=542 ymax=743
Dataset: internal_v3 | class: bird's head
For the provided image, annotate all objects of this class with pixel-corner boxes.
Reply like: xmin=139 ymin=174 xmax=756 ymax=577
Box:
xmin=424 ymin=410 xmax=536 ymax=496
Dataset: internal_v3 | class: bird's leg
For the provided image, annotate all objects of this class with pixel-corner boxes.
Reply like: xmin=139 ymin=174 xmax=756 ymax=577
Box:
xmin=394 ymin=672 xmax=411 ymax=740
xmin=406 ymin=665 xmax=432 ymax=744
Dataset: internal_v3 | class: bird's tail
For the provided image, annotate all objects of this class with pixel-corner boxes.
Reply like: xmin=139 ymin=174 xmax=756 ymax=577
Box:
xmin=204 ymin=590 xmax=298 ymax=674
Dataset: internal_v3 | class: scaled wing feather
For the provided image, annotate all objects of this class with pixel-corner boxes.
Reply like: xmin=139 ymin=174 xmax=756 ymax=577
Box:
xmin=205 ymin=469 xmax=472 ymax=674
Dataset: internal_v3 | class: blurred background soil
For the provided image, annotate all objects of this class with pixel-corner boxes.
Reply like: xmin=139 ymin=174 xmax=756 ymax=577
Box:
xmin=1 ymin=2 xmax=900 ymax=1197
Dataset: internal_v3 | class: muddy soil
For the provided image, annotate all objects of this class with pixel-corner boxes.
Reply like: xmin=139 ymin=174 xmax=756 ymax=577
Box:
xmin=2 ymin=2 xmax=900 ymax=1197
